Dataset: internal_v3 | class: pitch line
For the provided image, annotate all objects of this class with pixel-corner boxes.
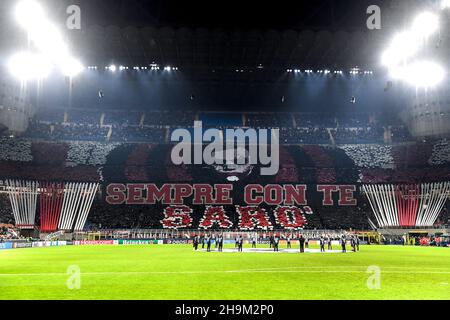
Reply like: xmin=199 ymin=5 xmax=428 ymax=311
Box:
xmin=1 ymin=266 xmax=450 ymax=277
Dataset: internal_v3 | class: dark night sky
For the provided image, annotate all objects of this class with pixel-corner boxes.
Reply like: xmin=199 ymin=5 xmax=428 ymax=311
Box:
xmin=14 ymin=0 xmax=394 ymax=30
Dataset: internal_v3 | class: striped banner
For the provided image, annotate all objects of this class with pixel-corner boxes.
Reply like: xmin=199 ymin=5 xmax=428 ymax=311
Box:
xmin=59 ymin=182 xmax=99 ymax=231
xmin=5 ymin=180 xmax=39 ymax=229
xmin=4 ymin=180 xmax=98 ymax=232
xmin=362 ymin=182 xmax=450 ymax=228
xmin=39 ymin=182 xmax=65 ymax=232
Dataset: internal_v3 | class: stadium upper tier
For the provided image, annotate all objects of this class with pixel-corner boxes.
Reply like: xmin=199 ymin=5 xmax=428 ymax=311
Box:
xmin=18 ymin=109 xmax=412 ymax=145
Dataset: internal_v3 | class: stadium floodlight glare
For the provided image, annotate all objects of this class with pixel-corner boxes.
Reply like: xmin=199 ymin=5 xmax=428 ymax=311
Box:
xmin=109 ymin=65 xmax=117 ymax=72
xmin=60 ymin=57 xmax=84 ymax=77
xmin=16 ymin=3 xmax=68 ymax=58
xmin=411 ymin=12 xmax=439 ymax=38
xmin=8 ymin=52 xmax=51 ymax=80
xmin=390 ymin=61 xmax=445 ymax=88
xmin=381 ymin=31 xmax=421 ymax=67
xmin=443 ymin=0 xmax=450 ymax=8
xmin=27 ymin=20 xmax=70 ymax=62
xmin=406 ymin=61 xmax=445 ymax=87
xmin=15 ymin=0 xmax=45 ymax=31
xmin=14 ymin=0 xmax=85 ymax=78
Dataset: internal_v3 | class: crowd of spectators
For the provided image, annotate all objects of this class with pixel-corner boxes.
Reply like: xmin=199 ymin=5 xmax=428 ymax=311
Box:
xmin=340 ymin=144 xmax=394 ymax=169
xmin=110 ymin=126 xmax=166 ymax=143
xmin=86 ymin=202 xmax=166 ymax=230
xmin=390 ymin=126 xmax=413 ymax=142
xmin=12 ymin=109 xmax=416 ymax=145
xmin=245 ymin=113 xmax=293 ymax=128
xmin=280 ymin=127 xmax=331 ymax=144
xmin=0 ymin=136 xmax=33 ymax=162
xmin=85 ymin=200 xmax=371 ymax=231
xmin=24 ymin=122 xmax=110 ymax=141
xmin=23 ymin=121 xmax=167 ymax=143
xmin=0 ymin=226 xmax=22 ymax=241
xmin=66 ymin=141 xmax=121 ymax=166
xmin=332 ymin=127 xmax=384 ymax=144
xmin=0 ymin=195 xmax=14 ymax=225
xmin=429 ymin=139 xmax=450 ymax=166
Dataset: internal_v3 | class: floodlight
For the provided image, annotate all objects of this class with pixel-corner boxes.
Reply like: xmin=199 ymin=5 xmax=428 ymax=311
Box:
xmin=60 ymin=57 xmax=84 ymax=77
xmin=411 ymin=12 xmax=439 ymax=38
xmin=381 ymin=31 xmax=421 ymax=67
xmin=109 ymin=65 xmax=117 ymax=72
xmin=8 ymin=52 xmax=51 ymax=80
xmin=391 ymin=61 xmax=445 ymax=88
xmin=405 ymin=61 xmax=444 ymax=87
xmin=27 ymin=21 xmax=69 ymax=59
xmin=15 ymin=0 xmax=45 ymax=31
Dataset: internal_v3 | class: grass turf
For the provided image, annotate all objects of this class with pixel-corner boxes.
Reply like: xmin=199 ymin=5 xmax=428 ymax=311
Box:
xmin=0 ymin=244 xmax=449 ymax=300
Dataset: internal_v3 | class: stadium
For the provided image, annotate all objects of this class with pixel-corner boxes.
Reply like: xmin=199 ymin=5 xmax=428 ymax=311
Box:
xmin=0 ymin=0 xmax=450 ymax=303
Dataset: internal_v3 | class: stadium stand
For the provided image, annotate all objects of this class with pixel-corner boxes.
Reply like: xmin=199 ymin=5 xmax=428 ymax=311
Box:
xmin=1 ymin=107 xmax=450 ymax=231
xmin=18 ymin=109 xmax=415 ymax=145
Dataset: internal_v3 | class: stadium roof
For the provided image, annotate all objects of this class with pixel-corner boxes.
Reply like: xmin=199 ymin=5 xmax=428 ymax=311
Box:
xmin=72 ymin=27 xmax=386 ymax=71
xmin=0 ymin=0 xmax=438 ymax=73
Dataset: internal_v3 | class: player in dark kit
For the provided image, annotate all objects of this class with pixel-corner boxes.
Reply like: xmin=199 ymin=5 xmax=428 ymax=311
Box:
xmin=193 ymin=235 xmax=199 ymax=251
xmin=355 ymin=236 xmax=360 ymax=251
xmin=320 ymin=236 xmax=325 ymax=252
xmin=238 ymin=235 xmax=243 ymax=252
xmin=251 ymin=234 xmax=257 ymax=248
xmin=351 ymin=236 xmax=356 ymax=252
xmin=217 ymin=234 xmax=223 ymax=252
xmin=206 ymin=234 xmax=212 ymax=252
xmin=327 ymin=236 xmax=332 ymax=251
xmin=273 ymin=236 xmax=279 ymax=252
xmin=341 ymin=236 xmax=347 ymax=253
xmin=299 ymin=235 xmax=305 ymax=253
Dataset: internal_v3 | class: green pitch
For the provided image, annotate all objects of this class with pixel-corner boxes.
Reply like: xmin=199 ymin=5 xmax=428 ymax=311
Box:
xmin=0 ymin=245 xmax=449 ymax=300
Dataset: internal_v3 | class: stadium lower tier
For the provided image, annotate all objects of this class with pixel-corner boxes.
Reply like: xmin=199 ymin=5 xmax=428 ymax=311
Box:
xmin=85 ymin=203 xmax=368 ymax=231
xmin=1 ymin=188 xmax=449 ymax=231
xmin=1 ymin=138 xmax=449 ymax=231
